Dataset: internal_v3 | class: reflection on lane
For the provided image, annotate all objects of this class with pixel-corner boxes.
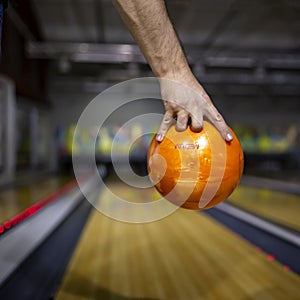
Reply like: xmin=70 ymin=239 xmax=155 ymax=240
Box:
xmin=0 ymin=176 xmax=73 ymax=223
xmin=103 ymin=177 xmax=300 ymax=231
xmin=56 ymin=179 xmax=300 ymax=300
xmin=227 ymin=185 xmax=300 ymax=231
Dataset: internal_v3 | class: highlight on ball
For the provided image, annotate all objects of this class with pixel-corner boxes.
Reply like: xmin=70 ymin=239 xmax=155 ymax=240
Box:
xmin=147 ymin=121 xmax=244 ymax=210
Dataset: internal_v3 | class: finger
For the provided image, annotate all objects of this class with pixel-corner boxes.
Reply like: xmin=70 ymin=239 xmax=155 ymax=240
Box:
xmin=156 ymin=111 xmax=175 ymax=142
xmin=176 ymin=110 xmax=189 ymax=132
xmin=205 ymin=106 xmax=233 ymax=141
xmin=190 ymin=111 xmax=203 ymax=132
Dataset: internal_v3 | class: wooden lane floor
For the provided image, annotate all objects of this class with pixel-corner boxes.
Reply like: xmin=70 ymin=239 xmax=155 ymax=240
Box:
xmin=0 ymin=176 xmax=73 ymax=223
xmin=227 ymin=185 xmax=300 ymax=232
xmin=56 ymin=180 xmax=300 ymax=300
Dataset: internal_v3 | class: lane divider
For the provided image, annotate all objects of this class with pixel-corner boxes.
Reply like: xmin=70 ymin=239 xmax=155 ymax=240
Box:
xmin=215 ymin=202 xmax=300 ymax=247
xmin=0 ymin=180 xmax=79 ymax=236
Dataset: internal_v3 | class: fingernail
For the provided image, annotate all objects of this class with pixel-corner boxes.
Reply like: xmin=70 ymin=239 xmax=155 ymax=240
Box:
xmin=226 ymin=132 xmax=233 ymax=141
xmin=156 ymin=134 xmax=163 ymax=142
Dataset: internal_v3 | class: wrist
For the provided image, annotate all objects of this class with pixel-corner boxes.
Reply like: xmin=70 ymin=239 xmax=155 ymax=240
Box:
xmin=160 ymin=66 xmax=199 ymax=89
xmin=157 ymin=62 xmax=193 ymax=81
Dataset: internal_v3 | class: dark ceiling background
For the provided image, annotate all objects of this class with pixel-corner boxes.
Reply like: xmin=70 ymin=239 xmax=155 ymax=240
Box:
xmin=2 ymin=0 xmax=300 ymax=107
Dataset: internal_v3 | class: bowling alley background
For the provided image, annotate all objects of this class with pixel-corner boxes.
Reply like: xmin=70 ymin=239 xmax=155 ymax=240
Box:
xmin=0 ymin=1 xmax=300 ymax=299
xmin=0 ymin=0 xmax=299 ymax=184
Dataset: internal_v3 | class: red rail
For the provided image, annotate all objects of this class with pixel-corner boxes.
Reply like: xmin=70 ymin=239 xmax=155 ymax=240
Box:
xmin=0 ymin=180 xmax=78 ymax=236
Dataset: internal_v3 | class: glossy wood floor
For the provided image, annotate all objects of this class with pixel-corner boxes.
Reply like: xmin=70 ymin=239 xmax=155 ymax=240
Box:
xmin=0 ymin=176 xmax=72 ymax=222
xmin=56 ymin=180 xmax=300 ymax=300
xmin=227 ymin=185 xmax=300 ymax=231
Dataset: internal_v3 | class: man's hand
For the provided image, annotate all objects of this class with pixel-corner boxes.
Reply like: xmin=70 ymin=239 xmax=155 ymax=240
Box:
xmin=113 ymin=0 xmax=233 ymax=143
xmin=156 ymin=76 xmax=233 ymax=142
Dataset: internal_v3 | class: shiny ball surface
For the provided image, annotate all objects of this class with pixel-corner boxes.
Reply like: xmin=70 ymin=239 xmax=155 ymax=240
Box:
xmin=147 ymin=121 xmax=244 ymax=210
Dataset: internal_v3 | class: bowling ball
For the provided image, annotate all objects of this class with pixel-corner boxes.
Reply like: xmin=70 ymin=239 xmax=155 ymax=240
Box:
xmin=147 ymin=121 xmax=244 ymax=210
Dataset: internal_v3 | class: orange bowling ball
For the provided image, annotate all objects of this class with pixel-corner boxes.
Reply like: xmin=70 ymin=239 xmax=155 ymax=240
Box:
xmin=147 ymin=121 xmax=244 ymax=210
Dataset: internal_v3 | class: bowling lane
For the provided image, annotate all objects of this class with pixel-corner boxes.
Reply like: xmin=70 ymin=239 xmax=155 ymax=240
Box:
xmin=0 ymin=176 xmax=73 ymax=223
xmin=55 ymin=179 xmax=300 ymax=300
xmin=227 ymin=185 xmax=300 ymax=232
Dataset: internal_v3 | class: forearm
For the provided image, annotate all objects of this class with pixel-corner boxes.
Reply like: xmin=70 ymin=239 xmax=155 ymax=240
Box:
xmin=113 ymin=0 xmax=233 ymax=142
xmin=112 ymin=0 xmax=192 ymax=80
